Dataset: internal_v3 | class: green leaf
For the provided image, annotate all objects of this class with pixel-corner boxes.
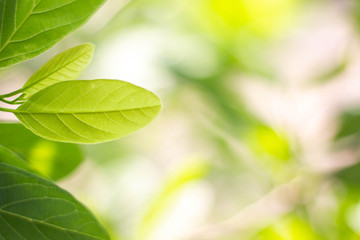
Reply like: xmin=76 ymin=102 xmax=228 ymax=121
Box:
xmin=335 ymin=110 xmax=360 ymax=141
xmin=336 ymin=162 xmax=360 ymax=188
xmin=0 ymin=0 xmax=105 ymax=68
xmin=15 ymin=80 xmax=162 ymax=144
xmin=0 ymin=144 xmax=34 ymax=174
xmin=20 ymin=43 xmax=94 ymax=99
xmin=0 ymin=162 xmax=110 ymax=239
xmin=0 ymin=123 xmax=84 ymax=180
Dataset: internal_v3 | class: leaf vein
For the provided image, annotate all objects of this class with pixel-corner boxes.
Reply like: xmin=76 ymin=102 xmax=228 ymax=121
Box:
xmin=31 ymin=223 xmax=51 ymax=240
xmin=0 ymin=196 xmax=77 ymax=210
xmin=0 ymin=209 xmax=106 ymax=240
xmin=10 ymin=18 xmax=85 ymax=43
xmin=32 ymin=0 xmax=79 ymax=14
xmin=56 ymin=114 xmax=94 ymax=141
xmin=0 ymin=0 xmax=42 ymax=53
xmin=27 ymin=113 xmax=71 ymax=140
xmin=0 ymin=215 xmax=27 ymax=240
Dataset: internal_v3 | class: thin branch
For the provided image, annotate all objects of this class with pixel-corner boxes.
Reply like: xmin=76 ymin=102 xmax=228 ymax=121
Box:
xmin=0 ymin=96 xmax=23 ymax=105
xmin=0 ymin=107 xmax=18 ymax=113
xmin=0 ymin=88 xmax=24 ymax=98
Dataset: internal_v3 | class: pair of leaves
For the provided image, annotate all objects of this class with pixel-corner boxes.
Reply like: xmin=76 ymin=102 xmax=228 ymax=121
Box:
xmin=19 ymin=43 xmax=95 ymax=99
xmin=0 ymin=146 xmax=110 ymax=240
xmin=0 ymin=123 xmax=84 ymax=180
xmin=0 ymin=0 xmax=162 ymax=144
xmin=7 ymin=42 xmax=161 ymax=144
xmin=0 ymin=0 xmax=105 ymax=68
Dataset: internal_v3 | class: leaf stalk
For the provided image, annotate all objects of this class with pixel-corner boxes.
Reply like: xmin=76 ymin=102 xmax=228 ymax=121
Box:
xmin=0 ymin=106 xmax=17 ymax=113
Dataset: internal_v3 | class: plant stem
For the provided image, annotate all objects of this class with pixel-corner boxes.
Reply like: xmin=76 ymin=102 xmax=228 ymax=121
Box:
xmin=0 ymin=88 xmax=24 ymax=98
xmin=0 ymin=107 xmax=17 ymax=113
xmin=0 ymin=96 xmax=22 ymax=105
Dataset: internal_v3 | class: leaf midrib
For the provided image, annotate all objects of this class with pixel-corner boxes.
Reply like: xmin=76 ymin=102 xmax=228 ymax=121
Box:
xmin=0 ymin=206 xmax=105 ymax=240
xmin=16 ymin=105 xmax=161 ymax=114
xmin=0 ymin=0 xmax=43 ymax=52
xmin=22 ymin=49 xmax=91 ymax=93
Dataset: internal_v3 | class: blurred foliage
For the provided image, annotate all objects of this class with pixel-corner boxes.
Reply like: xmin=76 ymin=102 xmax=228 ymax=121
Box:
xmin=248 ymin=125 xmax=291 ymax=162
xmin=86 ymin=140 xmax=131 ymax=165
xmin=63 ymin=0 xmax=360 ymax=238
xmin=253 ymin=215 xmax=322 ymax=240
xmin=0 ymin=123 xmax=84 ymax=180
xmin=137 ymin=159 xmax=209 ymax=240
xmin=0 ymin=144 xmax=41 ymax=176
xmin=313 ymin=56 xmax=349 ymax=84
xmin=193 ymin=0 xmax=299 ymax=39
xmin=335 ymin=109 xmax=360 ymax=145
xmin=336 ymin=162 xmax=360 ymax=188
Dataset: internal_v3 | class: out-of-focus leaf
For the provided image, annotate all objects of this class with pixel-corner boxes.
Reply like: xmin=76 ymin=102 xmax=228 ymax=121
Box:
xmin=15 ymin=80 xmax=162 ymax=144
xmin=336 ymin=189 xmax=360 ymax=239
xmin=0 ymin=162 xmax=110 ymax=239
xmin=0 ymin=123 xmax=84 ymax=180
xmin=20 ymin=43 xmax=95 ymax=99
xmin=85 ymin=141 xmax=130 ymax=165
xmin=168 ymin=64 xmax=259 ymax=133
xmin=335 ymin=110 xmax=360 ymax=142
xmin=0 ymin=0 xmax=105 ymax=68
xmin=313 ymin=57 xmax=348 ymax=84
xmin=351 ymin=0 xmax=360 ymax=33
xmin=335 ymin=162 xmax=360 ymax=188
xmin=253 ymin=215 xmax=322 ymax=240
xmin=137 ymin=160 xmax=209 ymax=240
xmin=192 ymin=0 xmax=298 ymax=40
xmin=0 ymin=144 xmax=35 ymax=175
xmin=248 ymin=125 xmax=291 ymax=162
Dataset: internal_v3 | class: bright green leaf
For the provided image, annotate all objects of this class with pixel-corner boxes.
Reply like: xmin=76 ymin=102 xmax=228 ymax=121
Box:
xmin=248 ymin=125 xmax=291 ymax=161
xmin=0 ymin=162 xmax=110 ymax=239
xmin=15 ymin=80 xmax=162 ymax=144
xmin=0 ymin=0 xmax=105 ymax=68
xmin=20 ymin=43 xmax=94 ymax=99
xmin=0 ymin=123 xmax=84 ymax=180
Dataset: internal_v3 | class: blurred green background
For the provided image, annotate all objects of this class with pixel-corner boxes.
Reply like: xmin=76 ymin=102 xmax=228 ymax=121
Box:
xmin=3 ymin=0 xmax=360 ymax=239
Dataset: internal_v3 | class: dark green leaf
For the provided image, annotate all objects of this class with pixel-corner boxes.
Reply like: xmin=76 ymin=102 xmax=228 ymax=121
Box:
xmin=336 ymin=162 xmax=360 ymax=188
xmin=0 ymin=144 xmax=34 ymax=174
xmin=0 ymin=162 xmax=110 ymax=239
xmin=334 ymin=110 xmax=360 ymax=142
xmin=0 ymin=123 xmax=84 ymax=180
xmin=0 ymin=0 xmax=105 ymax=68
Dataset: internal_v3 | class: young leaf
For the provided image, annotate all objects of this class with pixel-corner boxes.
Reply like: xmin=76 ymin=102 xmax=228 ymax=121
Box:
xmin=20 ymin=43 xmax=94 ymax=99
xmin=0 ymin=0 xmax=105 ymax=68
xmin=0 ymin=123 xmax=84 ymax=180
xmin=15 ymin=80 xmax=162 ymax=144
xmin=0 ymin=162 xmax=110 ymax=239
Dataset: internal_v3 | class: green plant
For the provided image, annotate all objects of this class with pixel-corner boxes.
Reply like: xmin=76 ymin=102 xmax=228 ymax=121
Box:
xmin=0 ymin=1 xmax=161 ymax=239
